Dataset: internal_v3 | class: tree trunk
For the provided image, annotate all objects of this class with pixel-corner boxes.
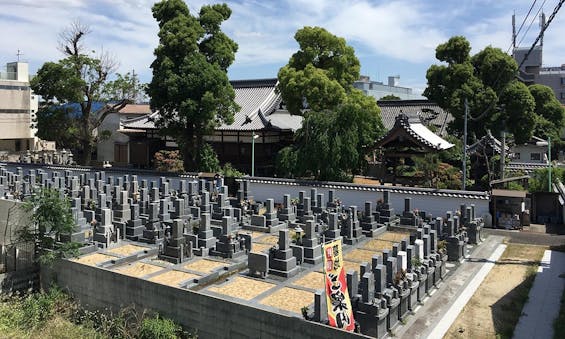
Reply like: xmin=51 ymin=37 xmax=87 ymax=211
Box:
xmin=182 ymin=125 xmax=196 ymax=172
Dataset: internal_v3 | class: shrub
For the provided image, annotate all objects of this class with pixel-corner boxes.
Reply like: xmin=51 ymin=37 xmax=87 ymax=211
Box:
xmin=139 ymin=315 xmax=181 ymax=339
xmin=154 ymin=150 xmax=184 ymax=173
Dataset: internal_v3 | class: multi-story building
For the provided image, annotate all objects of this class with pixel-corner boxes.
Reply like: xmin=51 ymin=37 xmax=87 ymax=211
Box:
xmin=512 ymin=12 xmax=565 ymax=105
xmin=514 ymin=46 xmax=565 ymax=105
xmin=0 ymin=61 xmax=38 ymax=151
xmin=353 ymin=75 xmax=424 ymax=101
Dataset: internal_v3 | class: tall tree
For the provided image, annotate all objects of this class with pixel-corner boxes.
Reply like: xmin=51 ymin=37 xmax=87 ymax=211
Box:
xmin=276 ymin=27 xmax=384 ymax=181
xmin=147 ymin=0 xmax=238 ymax=171
xmin=529 ymin=84 xmax=565 ymax=147
xmin=424 ymin=36 xmax=536 ymax=144
xmin=30 ymin=21 xmax=126 ymax=165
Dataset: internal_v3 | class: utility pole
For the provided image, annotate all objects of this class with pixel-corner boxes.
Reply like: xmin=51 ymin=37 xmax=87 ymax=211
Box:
xmin=500 ymin=131 xmax=506 ymax=180
xmin=548 ymin=136 xmax=552 ymax=191
xmin=463 ymin=98 xmax=468 ymax=190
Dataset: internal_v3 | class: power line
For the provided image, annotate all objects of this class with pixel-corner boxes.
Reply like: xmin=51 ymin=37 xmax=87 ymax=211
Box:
xmin=517 ymin=0 xmax=547 ymax=47
xmin=508 ymin=0 xmax=538 ymax=53
xmin=469 ymin=0 xmax=564 ymax=122
xmin=518 ymin=0 xmax=564 ymax=69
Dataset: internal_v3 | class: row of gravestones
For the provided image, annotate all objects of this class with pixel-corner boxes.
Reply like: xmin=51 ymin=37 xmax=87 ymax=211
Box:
xmin=0 ymin=166 xmax=256 ymax=263
xmin=0 ymin=165 xmax=482 ymax=269
xmin=308 ymin=224 xmax=449 ymax=338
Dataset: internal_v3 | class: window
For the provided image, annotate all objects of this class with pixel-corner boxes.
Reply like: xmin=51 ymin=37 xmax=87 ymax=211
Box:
xmin=514 ymin=153 xmax=521 ymax=160
xmin=531 ymin=153 xmax=541 ymax=161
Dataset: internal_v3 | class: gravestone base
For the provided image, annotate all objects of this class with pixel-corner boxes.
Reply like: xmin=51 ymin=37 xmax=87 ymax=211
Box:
xmin=125 ymin=219 xmax=144 ymax=240
xmin=417 ymin=273 xmax=427 ymax=302
xmin=398 ymin=288 xmax=410 ymax=320
xmin=343 ymin=232 xmax=365 ymax=245
xmin=355 ymin=308 xmax=389 ymax=339
xmin=426 ymin=266 xmax=435 ymax=293
xmin=408 ymin=280 xmax=419 ymax=311
xmin=439 ymin=254 xmax=448 ymax=279
xmin=303 ymin=245 xmax=323 ymax=265
xmin=447 ymin=237 xmax=464 ymax=261
xmin=193 ymin=246 xmax=210 ymax=257
xmin=386 ymin=297 xmax=400 ymax=331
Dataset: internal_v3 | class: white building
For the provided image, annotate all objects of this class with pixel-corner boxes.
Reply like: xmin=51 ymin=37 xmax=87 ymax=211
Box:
xmin=0 ymin=61 xmax=38 ymax=151
xmin=354 ymin=75 xmax=424 ymax=101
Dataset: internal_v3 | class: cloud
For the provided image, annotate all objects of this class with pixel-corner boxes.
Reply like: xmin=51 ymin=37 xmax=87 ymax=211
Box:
xmin=0 ymin=0 xmax=563 ymax=88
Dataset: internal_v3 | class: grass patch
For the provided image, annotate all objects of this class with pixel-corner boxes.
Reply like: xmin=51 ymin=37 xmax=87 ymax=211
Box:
xmin=492 ymin=245 xmax=545 ymax=338
xmin=0 ymin=287 xmax=195 ymax=338
xmin=554 ymin=286 xmax=565 ymax=339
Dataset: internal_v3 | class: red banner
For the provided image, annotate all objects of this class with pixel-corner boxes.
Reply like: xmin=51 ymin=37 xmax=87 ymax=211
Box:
xmin=323 ymin=239 xmax=355 ymax=331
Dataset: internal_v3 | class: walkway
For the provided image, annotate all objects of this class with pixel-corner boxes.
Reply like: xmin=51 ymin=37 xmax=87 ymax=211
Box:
xmin=395 ymin=235 xmax=505 ymax=338
xmin=513 ymin=250 xmax=565 ymax=339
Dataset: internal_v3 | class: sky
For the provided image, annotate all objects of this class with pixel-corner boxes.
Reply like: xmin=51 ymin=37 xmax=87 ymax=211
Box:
xmin=1 ymin=0 xmax=564 ymax=95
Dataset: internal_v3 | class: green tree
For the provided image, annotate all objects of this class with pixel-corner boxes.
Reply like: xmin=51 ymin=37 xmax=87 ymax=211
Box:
xmin=278 ymin=26 xmax=360 ymax=114
xmin=529 ymin=84 xmax=565 ymax=148
xmin=30 ymin=21 xmax=127 ymax=165
xmin=424 ymin=36 xmax=536 ymax=144
xmin=276 ymin=27 xmax=384 ymax=181
xmin=101 ymin=71 xmax=147 ymax=103
xmin=528 ymin=167 xmax=565 ymax=192
xmin=379 ymin=94 xmax=401 ymax=101
xmin=18 ymin=188 xmax=80 ymax=264
xmin=147 ymin=0 xmax=239 ymax=171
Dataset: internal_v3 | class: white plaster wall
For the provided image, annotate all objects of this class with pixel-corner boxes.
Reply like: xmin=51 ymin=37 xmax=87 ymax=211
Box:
xmin=248 ymin=180 xmax=490 ymax=219
xmin=97 ymin=113 xmax=130 ymax=162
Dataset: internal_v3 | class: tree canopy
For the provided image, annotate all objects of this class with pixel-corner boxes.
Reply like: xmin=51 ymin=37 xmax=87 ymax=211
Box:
xmin=277 ymin=26 xmax=360 ymax=114
xmin=529 ymin=84 xmax=565 ymax=146
xmin=30 ymin=21 xmax=129 ymax=165
xmin=276 ymin=27 xmax=384 ymax=181
xmin=424 ymin=36 xmax=537 ymax=144
xmin=147 ymin=0 xmax=238 ymax=171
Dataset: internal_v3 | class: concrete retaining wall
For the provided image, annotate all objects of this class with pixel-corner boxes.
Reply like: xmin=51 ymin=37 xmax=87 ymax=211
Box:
xmin=247 ymin=178 xmax=490 ymax=218
xmin=42 ymin=260 xmax=368 ymax=339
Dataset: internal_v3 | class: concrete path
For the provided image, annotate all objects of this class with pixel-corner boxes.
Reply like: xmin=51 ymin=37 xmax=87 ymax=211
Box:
xmin=513 ymin=250 xmax=565 ymax=339
xmin=395 ymin=235 xmax=505 ymax=339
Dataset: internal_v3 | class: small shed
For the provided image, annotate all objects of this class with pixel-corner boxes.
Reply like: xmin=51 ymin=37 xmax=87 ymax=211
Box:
xmin=490 ymin=189 xmax=529 ymax=229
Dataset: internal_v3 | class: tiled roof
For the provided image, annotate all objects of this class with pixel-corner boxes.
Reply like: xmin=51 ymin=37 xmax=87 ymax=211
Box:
xmin=467 ymin=131 xmax=508 ymax=155
xmin=376 ymin=114 xmax=454 ymax=151
xmin=118 ymin=104 xmax=152 ymax=115
xmin=377 ymin=100 xmax=453 ymax=136
xmin=243 ymin=177 xmax=490 ymax=200
xmin=121 ymin=79 xmax=302 ymax=132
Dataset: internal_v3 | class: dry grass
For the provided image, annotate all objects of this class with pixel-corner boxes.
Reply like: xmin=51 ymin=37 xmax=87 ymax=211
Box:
xmin=183 ymin=259 xmax=225 ymax=274
xmin=343 ymin=260 xmax=361 ymax=274
xmin=344 ymin=248 xmax=380 ymax=263
xmin=292 ymin=272 xmax=325 ymax=291
xmin=254 ymin=235 xmax=279 ymax=245
xmin=148 ymin=270 xmax=198 ymax=287
xmin=353 ymin=177 xmax=381 ymax=185
xmin=260 ymin=287 xmax=314 ymax=314
xmin=114 ymin=262 xmax=164 ymax=278
xmin=240 ymin=231 xmax=268 ymax=239
xmin=106 ymin=244 xmax=147 ymax=256
xmin=445 ymin=243 xmax=547 ymax=339
xmin=73 ymin=253 xmax=116 ymax=266
xmin=363 ymin=239 xmax=395 ymax=252
xmin=250 ymin=243 xmax=272 ymax=253
xmin=208 ymin=276 xmax=275 ymax=300
xmin=376 ymin=232 xmax=410 ymax=243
